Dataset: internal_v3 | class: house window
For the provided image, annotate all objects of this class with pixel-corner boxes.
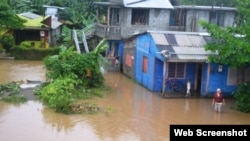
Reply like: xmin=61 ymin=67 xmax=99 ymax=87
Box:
xmin=169 ymin=9 xmax=186 ymax=26
xmin=131 ymin=9 xmax=149 ymax=25
xmin=142 ymin=56 xmax=148 ymax=73
xmin=227 ymin=67 xmax=237 ymax=85
xmin=227 ymin=67 xmax=250 ymax=85
xmin=168 ymin=63 xmax=185 ymax=78
xmin=209 ymin=11 xmax=225 ymax=26
xmin=110 ymin=8 xmax=120 ymax=25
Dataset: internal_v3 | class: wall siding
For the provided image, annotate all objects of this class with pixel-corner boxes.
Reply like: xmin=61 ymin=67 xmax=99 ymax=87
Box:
xmin=131 ymin=33 xmax=237 ymax=98
xmin=200 ymin=63 xmax=236 ymax=97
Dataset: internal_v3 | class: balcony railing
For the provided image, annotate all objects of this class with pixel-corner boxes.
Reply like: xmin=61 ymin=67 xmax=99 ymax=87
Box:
xmin=95 ymin=23 xmax=121 ymax=39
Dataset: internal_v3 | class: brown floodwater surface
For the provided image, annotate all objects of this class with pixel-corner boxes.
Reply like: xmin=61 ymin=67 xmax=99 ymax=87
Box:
xmin=0 ymin=60 xmax=250 ymax=141
xmin=0 ymin=60 xmax=46 ymax=84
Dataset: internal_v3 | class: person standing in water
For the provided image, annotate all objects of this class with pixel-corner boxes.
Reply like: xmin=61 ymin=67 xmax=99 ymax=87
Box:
xmin=212 ymin=88 xmax=225 ymax=113
xmin=185 ymin=79 xmax=191 ymax=97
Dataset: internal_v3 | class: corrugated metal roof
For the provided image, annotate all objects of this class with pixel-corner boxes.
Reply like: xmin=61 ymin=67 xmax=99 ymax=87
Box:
xmin=151 ymin=33 xmax=169 ymax=45
xmin=175 ymin=34 xmax=192 ymax=46
xmin=187 ymin=35 xmax=206 ymax=47
xmin=149 ymin=31 xmax=214 ymax=62
xmin=164 ymin=34 xmax=177 ymax=45
xmin=18 ymin=13 xmax=47 ymax=28
xmin=124 ymin=0 xmax=174 ymax=9
xmin=18 ymin=12 xmax=62 ymax=29
xmin=19 ymin=12 xmax=41 ymax=19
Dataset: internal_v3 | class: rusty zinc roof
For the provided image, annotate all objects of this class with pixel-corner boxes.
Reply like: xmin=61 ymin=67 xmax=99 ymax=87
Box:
xmin=149 ymin=31 xmax=214 ymax=62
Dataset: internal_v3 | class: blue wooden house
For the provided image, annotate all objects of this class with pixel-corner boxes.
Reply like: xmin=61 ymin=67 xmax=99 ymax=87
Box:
xmin=123 ymin=31 xmax=239 ymax=97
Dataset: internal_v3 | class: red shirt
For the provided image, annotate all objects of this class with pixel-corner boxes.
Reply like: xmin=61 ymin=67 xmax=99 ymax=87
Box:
xmin=213 ymin=93 xmax=224 ymax=103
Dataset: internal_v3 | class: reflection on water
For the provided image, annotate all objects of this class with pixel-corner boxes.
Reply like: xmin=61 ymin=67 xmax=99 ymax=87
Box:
xmin=1 ymin=60 xmax=250 ymax=141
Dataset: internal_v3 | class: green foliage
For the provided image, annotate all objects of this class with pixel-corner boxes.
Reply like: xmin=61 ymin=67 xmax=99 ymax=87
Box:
xmin=0 ymin=82 xmax=27 ymax=104
xmin=38 ymin=38 xmax=108 ymax=113
xmin=199 ymin=0 xmax=250 ymax=68
xmin=0 ymin=0 xmax=25 ymax=30
xmin=233 ymin=82 xmax=250 ymax=113
xmin=53 ymin=0 xmax=100 ymax=29
xmin=199 ymin=21 xmax=250 ymax=68
xmin=59 ymin=26 xmax=72 ymax=44
xmin=2 ymin=95 xmax=27 ymax=103
xmin=199 ymin=0 xmax=250 ymax=113
xmin=93 ymin=38 xmax=108 ymax=54
xmin=20 ymin=41 xmax=32 ymax=48
xmin=10 ymin=46 xmax=60 ymax=60
xmin=43 ymin=45 xmax=105 ymax=87
xmin=7 ymin=0 xmax=40 ymax=14
xmin=0 ymin=34 xmax=15 ymax=52
xmin=36 ymin=77 xmax=77 ymax=113
xmin=0 ymin=82 xmax=20 ymax=95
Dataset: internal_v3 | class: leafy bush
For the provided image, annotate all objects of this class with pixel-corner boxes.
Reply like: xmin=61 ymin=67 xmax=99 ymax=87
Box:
xmin=234 ymin=82 xmax=250 ymax=113
xmin=0 ymin=34 xmax=15 ymax=52
xmin=20 ymin=41 xmax=32 ymax=48
xmin=10 ymin=46 xmax=60 ymax=60
xmin=37 ymin=39 xmax=108 ymax=113
xmin=37 ymin=77 xmax=77 ymax=113
xmin=43 ymin=46 xmax=104 ymax=87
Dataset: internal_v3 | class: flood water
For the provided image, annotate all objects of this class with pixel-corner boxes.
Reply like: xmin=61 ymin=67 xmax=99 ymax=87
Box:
xmin=0 ymin=60 xmax=250 ymax=141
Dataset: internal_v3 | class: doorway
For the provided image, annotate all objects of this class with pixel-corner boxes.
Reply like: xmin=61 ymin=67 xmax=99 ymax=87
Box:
xmin=195 ymin=63 xmax=203 ymax=97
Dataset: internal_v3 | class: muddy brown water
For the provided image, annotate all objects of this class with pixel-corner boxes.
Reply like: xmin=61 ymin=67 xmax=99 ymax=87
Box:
xmin=0 ymin=60 xmax=250 ymax=141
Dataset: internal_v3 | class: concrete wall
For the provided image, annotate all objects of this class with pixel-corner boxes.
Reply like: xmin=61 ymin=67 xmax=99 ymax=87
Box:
xmin=185 ymin=9 xmax=236 ymax=32
xmin=120 ymin=8 xmax=170 ymax=38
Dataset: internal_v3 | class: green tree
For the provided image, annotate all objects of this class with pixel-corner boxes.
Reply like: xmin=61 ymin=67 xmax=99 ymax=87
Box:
xmin=199 ymin=0 xmax=250 ymax=69
xmin=199 ymin=0 xmax=250 ymax=113
xmin=0 ymin=0 xmax=25 ymax=30
xmin=0 ymin=0 xmax=26 ymax=52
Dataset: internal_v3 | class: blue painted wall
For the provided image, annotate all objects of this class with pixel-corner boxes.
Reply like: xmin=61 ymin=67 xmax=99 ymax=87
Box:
xmin=107 ymin=40 xmax=124 ymax=58
xmin=205 ymin=63 xmax=236 ymax=97
xmin=200 ymin=63 xmax=209 ymax=96
xmin=153 ymin=58 xmax=164 ymax=91
xmin=135 ymin=34 xmax=152 ymax=90
xmin=133 ymin=33 xmax=236 ymax=97
xmin=135 ymin=34 xmax=166 ymax=92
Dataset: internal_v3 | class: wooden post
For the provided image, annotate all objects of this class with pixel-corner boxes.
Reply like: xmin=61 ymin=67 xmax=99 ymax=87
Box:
xmin=162 ymin=61 xmax=167 ymax=97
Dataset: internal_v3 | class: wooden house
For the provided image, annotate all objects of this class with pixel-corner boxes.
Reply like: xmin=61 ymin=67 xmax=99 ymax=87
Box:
xmin=14 ymin=11 xmax=62 ymax=48
xmin=122 ymin=31 xmax=250 ymax=97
